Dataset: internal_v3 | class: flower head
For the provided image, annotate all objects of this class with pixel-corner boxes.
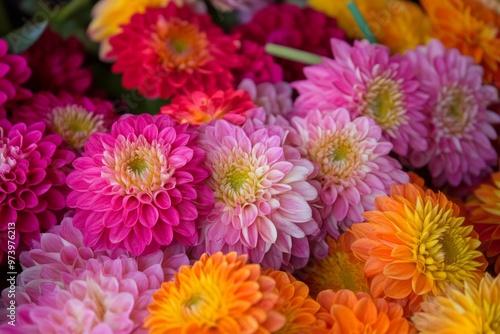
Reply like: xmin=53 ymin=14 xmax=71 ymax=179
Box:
xmin=288 ymin=109 xmax=408 ymax=239
xmin=66 ymin=114 xmax=214 ymax=255
xmin=349 ymin=183 xmax=487 ymax=309
xmin=160 ymin=89 xmax=254 ymax=126
xmin=107 ymin=4 xmax=241 ymax=99
xmin=22 ymin=29 xmax=92 ymax=95
xmin=294 ymin=39 xmax=428 ymax=158
xmin=0 ymin=39 xmax=31 ymax=110
xmin=406 ymin=39 xmax=500 ymax=187
xmin=412 ymin=273 xmax=500 ymax=333
xmin=194 ymin=119 xmax=319 ymax=271
xmin=144 ymin=252 xmax=286 ymax=333
xmin=234 ymin=40 xmax=284 ymax=84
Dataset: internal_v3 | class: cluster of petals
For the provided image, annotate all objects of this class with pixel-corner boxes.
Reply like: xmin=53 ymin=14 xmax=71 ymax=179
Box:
xmin=233 ymin=40 xmax=284 ymax=84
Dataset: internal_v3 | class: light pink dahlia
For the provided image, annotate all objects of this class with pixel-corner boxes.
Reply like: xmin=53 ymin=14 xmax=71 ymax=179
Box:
xmin=66 ymin=114 xmax=213 ymax=256
xmin=406 ymin=39 xmax=500 ymax=187
xmin=293 ymin=39 xmax=428 ymax=158
xmin=194 ymin=119 xmax=320 ymax=271
xmin=288 ymin=109 xmax=408 ymax=239
xmin=13 ymin=92 xmax=117 ymax=151
xmin=0 ymin=120 xmax=75 ymax=260
xmin=0 ymin=39 xmax=31 ymax=110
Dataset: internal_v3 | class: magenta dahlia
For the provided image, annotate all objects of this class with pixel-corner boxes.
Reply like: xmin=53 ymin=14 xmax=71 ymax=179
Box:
xmin=22 ymin=29 xmax=92 ymax=95
xmin=288 ymin=109 xmax=408 ymax=239
xmin=193 ymin=118 xmax=320 ymax=271
xmin=0 ymin=39 xmax=31 ymax=110
xmin=406 ymin=39 xmax=500 ymax=187
xmin=233 ymin=4 xmax=346 ymax=82
xmin=13 ymin=92 xmax=117 ymax=151
xmin=66 ymin=114 xmax=214 ymax=256
xmin=107 ymin=3 xmax=242 ymax=99
xmin=234 ymin=40 xmax=284 ymax=84
xmin=0 ymin=120 xmax=74 ymax=260
xmin=293 ymin=39 xmax=429 ymax=159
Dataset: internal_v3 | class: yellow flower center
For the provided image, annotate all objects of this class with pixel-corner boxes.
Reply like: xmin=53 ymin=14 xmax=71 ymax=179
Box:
xmin=434 ymin=85 xmax=475 ymax=138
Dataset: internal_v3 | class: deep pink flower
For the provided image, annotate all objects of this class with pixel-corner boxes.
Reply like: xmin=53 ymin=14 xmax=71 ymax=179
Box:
xmin=66 ymin=114 xmax=214 ymax=256
xmin=0 ymin=39 xmax=31 ymax=109
xmin=406 ymin=39 xmax=500 ymax=187
xmin=233 ymin=40 xmax=283 ymax=84
xmin=0 ymin=120 xmax=74 ymax=260
xmin=233 ymin=4 xmax=346 ymax=82
xmin=293 ymin=39 xmax=429 ymax=159
xmin=22 ymin=29 xmax=92 ymax=95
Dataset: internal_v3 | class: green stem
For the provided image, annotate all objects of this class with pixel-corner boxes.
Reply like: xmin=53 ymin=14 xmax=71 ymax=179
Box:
xmin=265 ymin=43 xmax=323 ymax=65
xmin=0 ymin=1 xmax=12 ymax=36
xmin=347 ymin=1 xmax=377 ymax=44
xmin=53 ymin=0 xmax=91 ymax=23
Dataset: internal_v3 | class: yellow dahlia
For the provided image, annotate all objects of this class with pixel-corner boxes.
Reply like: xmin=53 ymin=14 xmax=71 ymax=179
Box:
xmin=297 ymin=234 xmax=368 ymax=298
xmin=350 ymin=183 xmax=487 ymax=310
xmin=144 ymin=252 xmax=286 ymax=333
xmin=412 ymin=273 xmax=500 ymax=333
xmin=308 ymin=0 xmax=430 ymax=54
xmin=264 ymin=269 xmax=323 ymax=333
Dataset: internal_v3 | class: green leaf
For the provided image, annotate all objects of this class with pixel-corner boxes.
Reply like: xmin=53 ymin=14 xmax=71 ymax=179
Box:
xmin=3 ymin=19 xmax=48 ymax=53
xmin=53 ymin=0 xmax=91 ymax=23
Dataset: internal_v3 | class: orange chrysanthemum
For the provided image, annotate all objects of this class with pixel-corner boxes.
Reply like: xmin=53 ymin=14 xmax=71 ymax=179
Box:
xmin=144 ymin=252 xmax=285 ymax=334
xmin=264 ymin=269 xmax=323 ymax=333
xmin=297 ymin=234 xmax=368 ymax=298
xmin=422 ymin=0 xmax=500 ymax=88
xmin=466 ymin=169 xmax=500 ymax=274
xmin=349 ymin=183 xmax=487 ymax=310
xmin=313 ymin=289 xmax=412 ymax=334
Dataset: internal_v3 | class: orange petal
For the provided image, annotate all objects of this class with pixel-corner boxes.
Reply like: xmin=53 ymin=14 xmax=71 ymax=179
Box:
xmin=411 ymin=271 xmax=434 ymax=295
xmin=383 ymin=262 xmax=417 ymax=280
xmin=383 ymin=277 xmax=413 ymax=299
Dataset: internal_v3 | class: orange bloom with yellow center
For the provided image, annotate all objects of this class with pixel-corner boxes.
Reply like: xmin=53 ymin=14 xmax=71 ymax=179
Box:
xmin=144 ymin=252 xmax=285 ymax=334
xmin=264 ymin=269 xmax=323 ymax=333
xmin=349 ymin=183 xmax=487 ymax=309
xmin=422 ymin=0 xmax=500 ymax=88
xmin=313 ymin=289 xmax=412 ymax=334
xmin=297 ymin=234 xmax=368 ymax=298
xmin=466 ymin=168 xmax=500 ymax=274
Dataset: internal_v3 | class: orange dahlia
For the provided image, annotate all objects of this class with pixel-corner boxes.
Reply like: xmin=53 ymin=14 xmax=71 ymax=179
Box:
xmin=421 ymin=0 xmax=500 ymax=88
xmin=297 ymin=234 xmax=368 ymax=298
xmin=264 ymin=269 xmax=323 ymax=333
xmin=144 ymin=252 xmax=285 ymax=333
xmin=313 ymin=289 xmax=412 ymax=334
xmin=466 ymin=168 xmax=500 ymax=274
xmin=349 ymin=183 xmax=487 ymax=310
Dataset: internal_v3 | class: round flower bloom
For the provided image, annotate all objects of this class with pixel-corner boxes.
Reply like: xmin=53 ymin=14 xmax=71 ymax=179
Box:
xmin=313 ymin=289 xmax=412 ymax=334
xmin=144 ymin=252 xmax=286 ymax=333
xmin=238 ymin=78 xmax=294 ymax=119
xmin=422 ymin=0 xmax=500 ymax=89
xmin=297 ymin=234 xmax=368 ymax=298
xmin=160 ymin=89 xmax=255 ymax=126
xmin=413 ymin=273 xmax=500 ymax=333
xmin=194 ymin=119 xmax=319 ymax=271
xmin=288 ymin=109 xmax=408 ymax=238
xmin=293 ymin=39 xmax=428 ymax=158
xmin=107 ymin=4 xmax=242 ymax=99
xmin=13 ymin=92 xmax=117 ymax=150
xmin=0 ymin=38 xmax=31 ymax=109
xmin=66 ymin=114 xmax=214 ymax=256
xmin=233 ymin=3 xmax=346 ymax=82
xmin=406 ymin=39 xmax=500 ymax=187
xmin=264 ymin=269 xmax=323 ymax=333
xmin=349 ymin=183 xmax=487 ymax=309
xmin=22 ymin=29 xmax=92 ymax=95
xmin=466 ymin=168 xmax=500 ymax=274
xmin=234 ymin=40 xmax=284 ymax=84
xmin=0 ymin=120 xmax=74 ymax=260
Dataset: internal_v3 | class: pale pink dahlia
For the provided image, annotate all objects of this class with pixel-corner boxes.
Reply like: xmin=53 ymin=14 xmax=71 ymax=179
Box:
xmin=406 ymin=39 xmax=500 ymax=187
xmin=288 ymin=109 xmax=408 ymax=238
xmin=13 ymin=92 xmax=117 ymax=150
xmin=0 ymin=120 xmax=75 ymax=260
xmin=66 ymin=114 xmax=213 ymax=256
xmin=293 ymin=39 xmax=428 ymax=158
xmin=0 ymin=39 xmax=31 ymax=110
xmin=194 ymin=119 xmax=320 ymax=271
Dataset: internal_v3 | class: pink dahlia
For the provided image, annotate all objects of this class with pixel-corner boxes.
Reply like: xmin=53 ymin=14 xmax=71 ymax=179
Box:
xmin=22 ymin=29 xmax=92 ymax=95
xmin=234 ymin=40 xmax=284 ymax=84
xmin=194 ymin=119 xmax=320 ymax=271
xmin=107 ymin=3 xmax=242 ymax=99
xmin=0 ymin=120 xmax=74 ymax=260
xmin=293 ymin=39 xmax=429 ymax=159
xmin=0 ymin=39 xmax=31 ymax=111
xmin=13 ymin=92 xmax=117 ymax=150
xmin=160 ymin=89 xmax=255 ymax=126
xmin=233 ymin=4 xmax=346 ymax=81
xmin=288 ymin=109 xmax=408 ymax=239
xmin=66 ymin=114 xmax=214 ymax=256
xmin=406 ymin=39 xmax=500 ymax=187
